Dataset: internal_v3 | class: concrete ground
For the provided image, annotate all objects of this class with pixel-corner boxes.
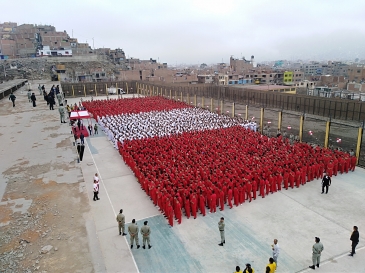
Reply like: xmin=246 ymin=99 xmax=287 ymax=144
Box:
xmin=1 ymin=83 xmax=364 ymax=273
xmin=66 ymin=95 xmax=365 ymax=273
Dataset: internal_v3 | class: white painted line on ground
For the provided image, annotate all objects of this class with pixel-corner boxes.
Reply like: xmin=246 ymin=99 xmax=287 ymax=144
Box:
xmin=85 ymin=141 xmax=140 ymax=273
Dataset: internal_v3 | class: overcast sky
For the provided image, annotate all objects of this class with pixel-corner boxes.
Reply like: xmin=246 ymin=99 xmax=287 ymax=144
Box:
xmin=2 ymin=0 xmax=365 ymax=64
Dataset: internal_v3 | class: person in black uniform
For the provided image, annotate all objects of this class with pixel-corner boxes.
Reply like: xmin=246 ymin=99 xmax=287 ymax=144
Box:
xmin=349 ymin=226 xmax=359 ymax=256
xmin=30 ymin=93 xmax=36 ymax=107
xmin=321 ymin=173 xmax=331 ymax=194
xmin=48 ymin=94 xmax=55 ymax=110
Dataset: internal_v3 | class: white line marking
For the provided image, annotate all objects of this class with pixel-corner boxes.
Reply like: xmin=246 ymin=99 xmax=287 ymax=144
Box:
xmin=85 ymin=141 xmax=140 ymax=273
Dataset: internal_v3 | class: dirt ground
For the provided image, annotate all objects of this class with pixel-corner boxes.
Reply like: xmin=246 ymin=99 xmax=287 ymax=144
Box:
xmin=0 ymin=82 xmax=94 ymax=273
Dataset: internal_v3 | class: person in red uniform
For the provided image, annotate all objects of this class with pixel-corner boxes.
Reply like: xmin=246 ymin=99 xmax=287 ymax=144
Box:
xmin=227 ymin=187 xmax=233 ymax=208
xmin=246 ymin=182 xmax=252 ymax=202
xmin=210 ymin=191 xmax=217 ymax=213
xmin=185 ymin=196 xmax=191 ymax=219
xmin=350 ymin=155 xmax=357 ymax=172
xmin=252 ymin=180 xmax=257 ymax=199
xmin=345 ymin=156 xmax=350 ymax=173
xmin=233 ymin=186 xmax=239 ymax=207
xmin=199 ymin=193 xmax=206 ymax=216
xmin=219 ymin=190 xmax=225 ymax=211
xmin=175 ymin=201 xmax=182 ymax=224
xmin=276 ymin=174 xmax=282 ymax=191
xmin=167 ymin=203 xmax=173 ymax=227
xmin=333 ymin=159 xmax=338 ymax=176
xmin=260 ymin=180 xmax=265 ymax=198
xmin=191 ymin=194 xmax=197 ymax=219
xmin=295 ymin=169 xmax=301 ymax=188
xmin=289 ymin=171 xmax=295 ymax=189
xmin=283 ymin=172 xmax=289 ymax=190
xmin=265 ymin=179 xmax=270 ymax=196
xmin=327 ymin=161 xmax=334 ymax=177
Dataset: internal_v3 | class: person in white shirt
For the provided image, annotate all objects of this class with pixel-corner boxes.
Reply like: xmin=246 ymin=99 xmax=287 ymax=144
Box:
xmin=272 ymin=239 xmax=280 ymax=265
xmin=93 ymin=180 xmax=99 ymax=201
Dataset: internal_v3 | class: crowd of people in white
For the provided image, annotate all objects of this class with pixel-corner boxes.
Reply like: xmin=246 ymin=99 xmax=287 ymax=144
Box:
xmin=97 ymin=107 xmax=258 ymax=148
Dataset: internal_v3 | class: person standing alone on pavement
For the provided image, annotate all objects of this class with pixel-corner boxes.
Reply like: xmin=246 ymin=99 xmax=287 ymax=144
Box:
xmin=349 ymin=226 xmax=359 ymax=256
xmin=30 ymin=93 xmax=36 ymax=107
xmin=94 ymin=123 xmax=98 ymax=134
xmin=309 ymin=237 xmax=324 ymax=269
xmin=116 ymin=209 xmax=126 ymax=236
xmin=218 ymin=217 xmax=225 ymax=246
xmin=9 ymin=92 xmax=16 ymax=107
xmin=321 ymin=173 xmax=331 ymax=194
xmin=140 ymin=221 xmax=152 ymax=249
xmin=93 ymin=180 xmax=99 ymax=201
xmin=272 ymin=239 xmax=280 ymax=265
xmin=128 ymin=219 xmax=140 ymax=249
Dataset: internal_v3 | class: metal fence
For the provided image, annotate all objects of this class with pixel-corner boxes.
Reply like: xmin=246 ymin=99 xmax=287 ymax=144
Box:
xmin=60 ymin=81 xmax=365 ymax=166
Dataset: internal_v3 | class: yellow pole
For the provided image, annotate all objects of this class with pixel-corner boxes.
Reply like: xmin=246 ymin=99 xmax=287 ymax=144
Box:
xmin=153 ymin=86 xmax=155 ymax=96
xmin=116 ymin=83 xmax=119 ymax=99
xmin=299 ymin=115 xmax=304 ymax=143
xmin=187 ymin=93 xmax=190 ymax=105
xmin=180 ymin=92 xmax=183 ymax=101
xmin=210 ymin=98 xmax=213 ymax=112
xmin=220 ymin=100 xmax=223 ymax=115
xmin=260 ymin=108 xmax=264 ymax=134
xmin=355 ymin=127 xmax=363 ymax=165
xmin=245 ymin=105 xmax=248 ymax=120
xmin=278 ymin=111 xmax=282 ymax=131
xmin=175 ymin=90 xmax=177 ymax=100
xmin=202 ymin=97 xmax=204 ymax=108
xmin=126 ymin=82 xmax=129 ymax=94
xmin=72 ymin=85 xmax=75 ymax=97
xmin=232 ymin=102 xmax=235 ymax=118
xmin=194 ymin=95 xmax=197 ymax=106
xmin=170 ymin=89 xmax=172 ymax=99
xmin=95 ymin=84 xmax=97 ymax=96
xmin=324 ymin=120 xmax=331 ymax=148
xmin=84 ymin=85 xmax=86 ymax=97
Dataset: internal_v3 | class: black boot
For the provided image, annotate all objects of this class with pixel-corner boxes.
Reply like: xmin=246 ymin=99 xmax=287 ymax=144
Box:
xmin=122 ymin=233 xmax=127 ymax=236
xmin=309 ymin=265 xmax=315 ymax=270
xmin=316 ymin=264 xmax=319 ymax=268
xmin=218 ymin=243 xmax=223 ymax=246
xmin=137 ymin=245 xmax=140 ymax=249
xmin=148 ymin=245 xmax=152 ymax=249
xmin=142 ymin=246 xmax=145 ymax=249
xmin=131 ymin=245 xmax=133 ymax=249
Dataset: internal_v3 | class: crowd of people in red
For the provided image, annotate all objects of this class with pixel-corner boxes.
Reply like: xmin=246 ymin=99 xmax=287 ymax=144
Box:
xmin=119 ymin=126 xmax=356 ymax=226
xmin=82 ymin=97 xmax=190 ymax=117
xmin=80 ymin=97 xmax=356 ymax=226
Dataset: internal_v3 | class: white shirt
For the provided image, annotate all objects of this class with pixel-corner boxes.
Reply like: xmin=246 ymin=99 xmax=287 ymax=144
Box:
xmin=93 ymin=183 xmax=99 ymax=192
xmin=273 ymin=243 xmax=280 ymax=257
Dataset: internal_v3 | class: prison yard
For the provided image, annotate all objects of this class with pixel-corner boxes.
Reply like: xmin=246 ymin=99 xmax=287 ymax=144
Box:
xmin=0 ymin=79 xmax=364 ymax=273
